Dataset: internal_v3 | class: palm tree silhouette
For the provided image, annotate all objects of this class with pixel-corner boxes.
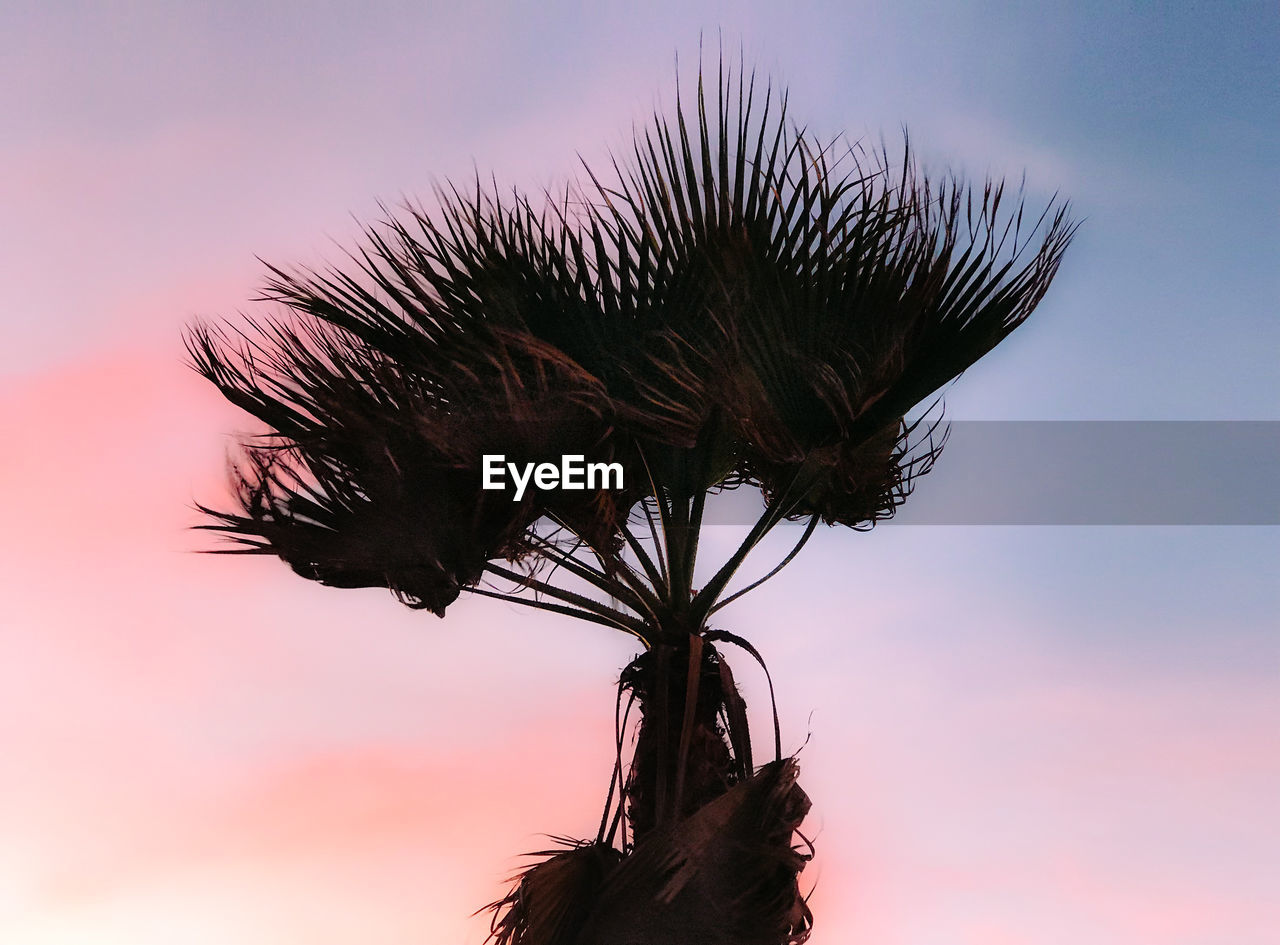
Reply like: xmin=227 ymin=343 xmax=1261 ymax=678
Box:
xmin=189 ymin=63 xmax=1074 ymax=944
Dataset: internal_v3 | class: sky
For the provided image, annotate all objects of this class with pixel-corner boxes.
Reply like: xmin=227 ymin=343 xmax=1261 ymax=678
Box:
xmin=1 ymin=2 xmax=1277 ymax=943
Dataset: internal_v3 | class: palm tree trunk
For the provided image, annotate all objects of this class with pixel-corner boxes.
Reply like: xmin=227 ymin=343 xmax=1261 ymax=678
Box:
xmin=598 ymin=636 xmax=811 ymax=943
xmin=622 ymin=636 xmax=740 ymax=841
xmin=487 ymin=636 xmax=812 ymax=945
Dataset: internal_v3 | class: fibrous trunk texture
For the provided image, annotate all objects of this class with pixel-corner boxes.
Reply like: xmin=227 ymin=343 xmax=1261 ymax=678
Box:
xmin=487 ymin=637 xmax=812 ymax=945
xmin=621 ymin=640 xmax=741 ymax=840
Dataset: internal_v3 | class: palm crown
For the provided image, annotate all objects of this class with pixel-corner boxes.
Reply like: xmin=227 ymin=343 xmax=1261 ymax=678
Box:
xmin=189 ymin=64 xmax=1074 ymax=944
xmin=190 ymin=70 xmax=1072 ymax=633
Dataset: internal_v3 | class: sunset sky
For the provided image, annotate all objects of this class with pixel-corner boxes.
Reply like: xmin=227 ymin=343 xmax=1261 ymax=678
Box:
xmin=2 ymin=3 xmax=1277 ymax=943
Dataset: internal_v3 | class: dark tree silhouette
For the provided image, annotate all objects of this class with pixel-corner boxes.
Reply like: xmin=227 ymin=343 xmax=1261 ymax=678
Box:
xmin=189 ymin=63 xmax=1074 ymax=944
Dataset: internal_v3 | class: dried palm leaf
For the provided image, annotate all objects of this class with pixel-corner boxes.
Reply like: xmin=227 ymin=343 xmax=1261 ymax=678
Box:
xmin=485 ymin=839 xmax=624 ymax=945
xmin=575 ymin=758 xmax=812 ymax=945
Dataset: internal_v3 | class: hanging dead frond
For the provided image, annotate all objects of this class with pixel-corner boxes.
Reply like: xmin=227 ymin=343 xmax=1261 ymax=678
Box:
xmin=484 ymin=838 xmax=624 ymax=945
xmin=575 ymin=758 xmax=813 ymax=945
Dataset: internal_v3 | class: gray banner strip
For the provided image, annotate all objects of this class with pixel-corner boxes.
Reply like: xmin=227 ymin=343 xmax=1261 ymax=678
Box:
xmin=698 ymin=422 xmax=1279 ymax=525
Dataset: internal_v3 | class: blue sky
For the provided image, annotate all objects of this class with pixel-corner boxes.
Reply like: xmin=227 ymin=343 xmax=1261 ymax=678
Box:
xmin=3 ymin=1 xmax=1276 ymax=417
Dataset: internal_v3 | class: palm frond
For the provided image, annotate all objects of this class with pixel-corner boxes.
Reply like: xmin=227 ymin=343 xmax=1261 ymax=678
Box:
xmin=483 ymin=838 xmax=623 ymax=945
xmin=575 ymin=65 xmax=1075 ymax=535
xmin=576 ymin=758 xmax=813 ymax=945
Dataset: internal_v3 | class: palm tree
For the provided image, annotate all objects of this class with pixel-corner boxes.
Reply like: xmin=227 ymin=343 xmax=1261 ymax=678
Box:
xmin=188 ymin=63 xmax=1074 ymax=944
